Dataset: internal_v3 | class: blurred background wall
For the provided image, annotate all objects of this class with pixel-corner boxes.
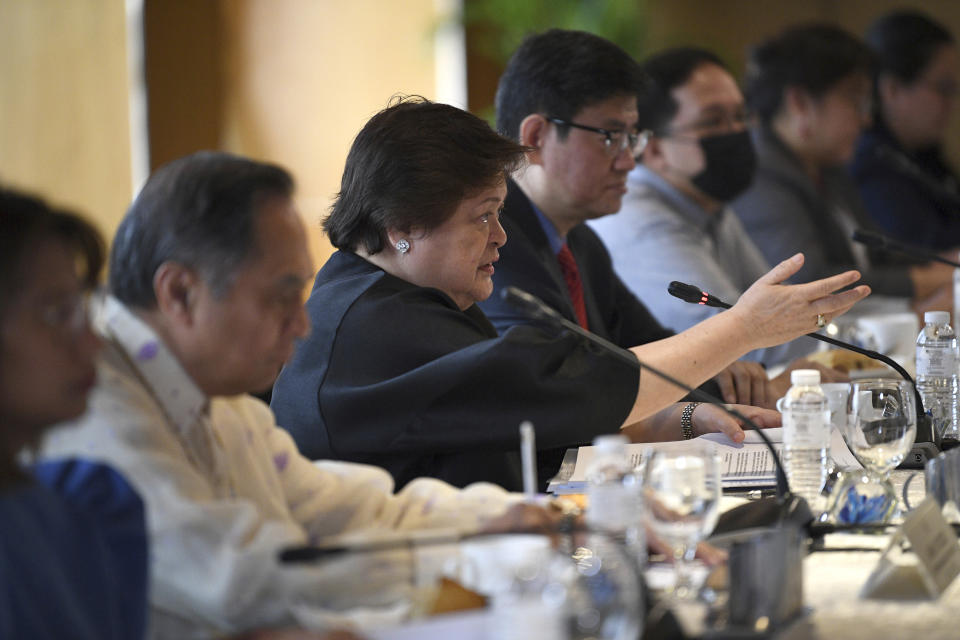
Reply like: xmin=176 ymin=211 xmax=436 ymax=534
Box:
xmin=0 ymin=0 xmax=134 ymax=241
xmin=4 ymin=0 xmax=960 ymax=268
xmin=144 ymin=0 xmax=442 ymax=265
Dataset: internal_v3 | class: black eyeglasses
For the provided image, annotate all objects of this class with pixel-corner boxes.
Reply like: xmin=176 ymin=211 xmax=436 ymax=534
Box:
xmin=546 ymin=117 xmax=652 ymax=157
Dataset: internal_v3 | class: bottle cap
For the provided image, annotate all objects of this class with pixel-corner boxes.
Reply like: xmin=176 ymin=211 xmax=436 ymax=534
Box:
xmin=790 ymin=369 xmax=821 ymax=386
xmin=924 ymin=311 xmax=951 ymax=324
xmin=593 ymin=434 xmax=628 ymax=452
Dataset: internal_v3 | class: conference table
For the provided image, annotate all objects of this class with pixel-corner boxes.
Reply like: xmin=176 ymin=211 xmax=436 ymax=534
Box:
xmin=370 ymin=469 xmax=957 ymax=640
xmin=654 ymin=468 xmax=956 ymax=639
xmin=551 ymin=440 xmax=957 ymax=639
xmin=768 ymin=470 xmax=956 ymax=640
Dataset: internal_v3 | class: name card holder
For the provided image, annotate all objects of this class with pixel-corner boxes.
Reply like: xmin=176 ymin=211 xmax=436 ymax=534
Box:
xmin=861 ymin=497 xmax=960 ymax=600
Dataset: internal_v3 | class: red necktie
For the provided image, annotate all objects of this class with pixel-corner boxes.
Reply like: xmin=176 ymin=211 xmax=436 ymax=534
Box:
xmin=556 ymin=244 xmax=589 ymax=329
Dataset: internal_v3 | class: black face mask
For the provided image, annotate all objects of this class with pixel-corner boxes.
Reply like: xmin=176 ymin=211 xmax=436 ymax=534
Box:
xmin=690 ymin=130 xmax=757 ymax=203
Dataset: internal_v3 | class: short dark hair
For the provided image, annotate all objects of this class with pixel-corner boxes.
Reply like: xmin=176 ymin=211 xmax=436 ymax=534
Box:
xmin=866 ymin=10 xmax=954 ymax=85
xmin=325 ymin=96 xmax=527 ymax=255
xmin=745 ymin=23 xmax=874 ymax=124
xmin=637 ymin=47 xmax=728 ymax=134
xmin=0 ymin=188 xmax=104 ymax=319
xmin=495 ymin=29 xmax=647 ymax=141
xmin=110 ymin=151 xmax=294 ymax=308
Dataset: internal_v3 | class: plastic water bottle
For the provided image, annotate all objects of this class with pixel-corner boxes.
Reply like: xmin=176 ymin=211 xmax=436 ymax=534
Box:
xmin=916 ymin=311 xmax=960 ymax=447
xmin=780 ymin=369 xmax=830 ymax=510
xmin=585 ymin=435 xmax=645 ymax=560
xmin=952 ymin=268 xmax=960 ymax=343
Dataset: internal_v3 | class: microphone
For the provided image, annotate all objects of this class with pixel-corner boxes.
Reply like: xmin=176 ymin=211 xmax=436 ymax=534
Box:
xmin=504 ymin=287 xmax=650 ymax=370
xmin=667 ymin=281 xmax=938 ymax=465
xmin=667 ymin=281 xmax=728 ymax=308
xmin=852 ymin=229 xmax=960 ymax=269
xmin=280 ymin=530 xmax=462 ymax=563
xmin=501 ymin=286 xmax=811 ymax=531
xmin=278 ymin=521 xmax=594 ymax=564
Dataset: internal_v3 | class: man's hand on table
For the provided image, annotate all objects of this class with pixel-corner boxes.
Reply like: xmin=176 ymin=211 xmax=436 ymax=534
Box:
xmin=479 ymin=501 xmax=569 ymax=536
xmin=715 ymin=358 xmax=848 ymax=410
xmin=648 ymin=526 xmax=727 ymax=567
xmin=713 ymin=361 xmax=773 ymax=408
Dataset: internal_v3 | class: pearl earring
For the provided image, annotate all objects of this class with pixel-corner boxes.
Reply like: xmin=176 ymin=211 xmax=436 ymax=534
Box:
xmin=395 ymin=239 xmax=410 ymax=254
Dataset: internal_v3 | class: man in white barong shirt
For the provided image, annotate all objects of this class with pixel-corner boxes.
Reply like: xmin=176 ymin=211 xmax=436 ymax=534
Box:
xmin=42 ymin=152 xmax=545 ymax=638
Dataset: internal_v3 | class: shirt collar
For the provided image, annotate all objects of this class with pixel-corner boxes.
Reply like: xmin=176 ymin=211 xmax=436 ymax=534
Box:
xmin=629 ymin=165 xmax=725 ymax=235
xmin=100 ymin=295 xmax=209 ymax=432
xmin=530 ymin=201 xmax=567 ymax=255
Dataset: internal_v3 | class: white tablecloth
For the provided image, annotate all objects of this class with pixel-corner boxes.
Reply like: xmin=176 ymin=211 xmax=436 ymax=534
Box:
xmin=776 ymin=469 xmax=957 ymax=639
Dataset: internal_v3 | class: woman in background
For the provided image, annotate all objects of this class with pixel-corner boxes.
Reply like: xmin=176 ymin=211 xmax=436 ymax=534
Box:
xmin=852 ymin=9 xmax=960 ymax=251
xmin=733 ymin=23 xmax=952 ymax=314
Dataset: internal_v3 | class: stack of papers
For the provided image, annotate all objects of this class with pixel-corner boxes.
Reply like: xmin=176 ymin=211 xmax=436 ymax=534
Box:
xmin=548 ymin=428 xmax=861 ymax=494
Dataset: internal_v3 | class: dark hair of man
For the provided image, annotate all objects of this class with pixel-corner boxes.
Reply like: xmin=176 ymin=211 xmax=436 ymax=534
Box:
xmin=0 ymin=188 xmax=104 ymax=319
xmin=745 ymin=23 xmax=875 ymax=125
xmin=637 ymin=47 xmax=728 ymax=135
xmin=325 ymin=96 xmax=527 ymax=255
xmin=109 ymin=151 xmax=294 ymax=309
xmin=866 ymin=10 xmax=954 ymax=85
xmin=494 ymin=28 xmax=648 ymax=142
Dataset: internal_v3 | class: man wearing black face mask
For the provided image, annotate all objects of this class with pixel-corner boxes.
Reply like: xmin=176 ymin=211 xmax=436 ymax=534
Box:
xmin=589 ymin=47 xmax=824 ymax=372
xmin=478 ymin=33 xmax=810 ymax=409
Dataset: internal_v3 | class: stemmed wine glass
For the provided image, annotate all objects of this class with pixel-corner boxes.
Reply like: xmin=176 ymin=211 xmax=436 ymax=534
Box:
xmin=643 ymin=444 xmax=721 ymax=599
xmin=830 ymin=378 xmax=917 ymax=524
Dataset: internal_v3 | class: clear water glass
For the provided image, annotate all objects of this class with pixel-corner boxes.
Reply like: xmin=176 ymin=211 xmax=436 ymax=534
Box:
xmin=831 ymin=378 xmax=917 ymax=523
xmin=643 ymin=444 xmax=721 ymax=599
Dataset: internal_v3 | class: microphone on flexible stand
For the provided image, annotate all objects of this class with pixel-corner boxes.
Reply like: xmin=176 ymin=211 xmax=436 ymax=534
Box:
xmin=502 ymin=286 xmax=812 ymax=532
xmin=277 ymin=521 xmax=603 ymax=564
xmin=668 ymin=281 xmax=729 ymax=308
xmin=852 ymin=229 xmax=960 ymax=269
xmin=668 ymin=281 xmax=939 ymax=466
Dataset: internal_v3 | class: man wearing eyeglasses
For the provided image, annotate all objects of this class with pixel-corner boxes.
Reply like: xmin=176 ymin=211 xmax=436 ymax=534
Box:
xmin=587 ymin=47 xmax=835 ymax=393
xmin=479 ymin=31 xmax=777 ymax=408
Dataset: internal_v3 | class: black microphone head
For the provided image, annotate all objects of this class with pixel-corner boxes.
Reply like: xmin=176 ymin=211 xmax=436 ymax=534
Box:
xmin=667 ymin=281 xmax=705 ymax=304
xmin=501 ymin=286 xmax=540 ymax=309
xmin=851 ymin=229 xmax=886 ymax=249
xmin=667 ymin=281 xmax=731 ymax=308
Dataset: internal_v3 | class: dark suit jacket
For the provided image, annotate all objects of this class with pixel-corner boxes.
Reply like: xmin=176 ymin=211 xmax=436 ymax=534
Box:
xmin=270 ymin=251 xmax=639 ymax=491
xmin=480 ymin=180 xmax=676 ymax=345
xmin=479 ymin=180 xmax=722 ymax=399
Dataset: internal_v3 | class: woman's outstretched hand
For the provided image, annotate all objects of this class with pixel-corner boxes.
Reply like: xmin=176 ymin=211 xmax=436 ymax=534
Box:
xmin=732 ymin=253 xmax=870 ymax=349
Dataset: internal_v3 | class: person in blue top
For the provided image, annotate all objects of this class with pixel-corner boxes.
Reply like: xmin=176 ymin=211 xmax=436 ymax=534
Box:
xmin=852 ymin=10 xmax=960 ymax=252
xmin=0 ymin=188 xmax=148 ymax=640
xmin=0 ymin=188 xmax=359 ymax=640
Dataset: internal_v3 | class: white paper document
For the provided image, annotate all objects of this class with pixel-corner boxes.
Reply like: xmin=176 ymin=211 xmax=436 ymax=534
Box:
xmin=549 ymin=427 xmax=861 ymax=494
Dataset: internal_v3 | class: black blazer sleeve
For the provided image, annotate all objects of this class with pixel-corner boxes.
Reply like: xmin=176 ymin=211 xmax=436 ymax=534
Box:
xmin=319 ymin=286 xmax=639 ymax=458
